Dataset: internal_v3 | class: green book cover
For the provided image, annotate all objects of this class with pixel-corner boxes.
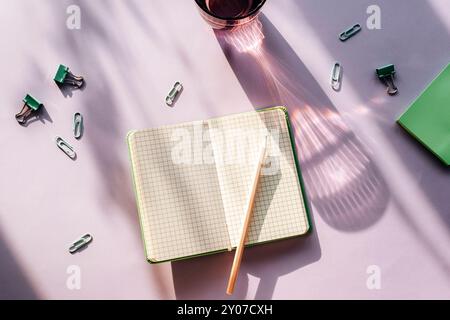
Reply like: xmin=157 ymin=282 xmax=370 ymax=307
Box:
xmin=398 ymin=63 xmax=450 ymax=165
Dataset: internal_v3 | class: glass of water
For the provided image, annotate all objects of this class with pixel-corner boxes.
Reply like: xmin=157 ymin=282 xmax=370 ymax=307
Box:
xmin=194 ymin=0 xmax=267 ymax=29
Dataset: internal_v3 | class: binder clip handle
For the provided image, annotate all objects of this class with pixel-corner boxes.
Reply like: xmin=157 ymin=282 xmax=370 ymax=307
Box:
xmin=376 ymin=64 xmax=398 ymax=96
xmin=385 ymin=76 xmax=398 ymax=96
xmin=15 ymin=94 xmax=42 ymax=125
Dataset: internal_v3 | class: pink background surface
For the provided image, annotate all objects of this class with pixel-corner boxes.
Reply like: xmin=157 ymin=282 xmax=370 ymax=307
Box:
xmin=0 ymin=0 xmax=449 ymax=299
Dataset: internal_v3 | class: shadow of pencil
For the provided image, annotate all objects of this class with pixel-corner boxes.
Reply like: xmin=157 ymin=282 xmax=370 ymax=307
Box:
xmin=250 ymin=169 xmax=281 ymax=241
xmin=171 ymin=218 xmax=321 ymax=299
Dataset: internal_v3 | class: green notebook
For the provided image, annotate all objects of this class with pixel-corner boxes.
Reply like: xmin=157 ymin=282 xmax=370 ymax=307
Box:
xmin=127 ymin=107 xmax=311 ymax=263
xmin=398 ymin=63 xmax=450 ymax=165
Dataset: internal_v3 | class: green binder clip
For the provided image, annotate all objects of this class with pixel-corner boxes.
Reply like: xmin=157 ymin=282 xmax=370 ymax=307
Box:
xmin=376 ymin=64 xmax=398 ymax=95
xmin=15 ymin=94 xmax=43 ymax=125
xmin=54 ymin=64 xmax=84 ymax=88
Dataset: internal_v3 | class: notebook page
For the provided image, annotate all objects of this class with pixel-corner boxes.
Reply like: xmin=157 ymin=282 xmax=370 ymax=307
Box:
xmin=128 ymin=121 xmax=231 ymax=262
xmin=208 ymin=108 xmax=309 ymax=247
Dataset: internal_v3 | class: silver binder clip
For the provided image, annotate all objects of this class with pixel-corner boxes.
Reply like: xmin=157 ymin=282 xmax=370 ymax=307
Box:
xmin=73 ymin=112 xmax=83 ymax=139
xmin=55 ymin=136 xmax=76 ymax=159
xmin=166 ymin=82 xmax=183 ymax=106
xmin=69 ymin=234 xmax=93 ymax=254
xmin=331 ymin=62 xmax=342 ymax=91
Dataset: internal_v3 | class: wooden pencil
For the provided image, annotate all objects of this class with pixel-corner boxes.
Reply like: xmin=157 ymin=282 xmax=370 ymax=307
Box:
xmin=226 ymin=137 xmax=268 ymax=295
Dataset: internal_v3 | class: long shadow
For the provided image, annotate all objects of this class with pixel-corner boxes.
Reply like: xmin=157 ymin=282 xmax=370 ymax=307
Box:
xmin=45 ymin=0 xmax=175 ymax=298
xmin=1 ymin=0 xmax=176 ymax=300
xmin=172 ymin=11 xmax=390 ymax=300
xmin=215 ymin=14 xmax=389 ymax=232
xmin=0 ymin=232 xmax=38 ymax=299
xmin=292 ymin=0 xmax=450 ymax=279
xmin=293 ymin=0 xmax=450 ymax=226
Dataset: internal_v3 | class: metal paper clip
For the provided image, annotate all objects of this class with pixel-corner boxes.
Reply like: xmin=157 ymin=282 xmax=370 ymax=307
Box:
xmin=331 ymin=62 xmax=342 ymax=91
xmin=73 ymin=112 xmax=83 ymax=139
xmin=166 ymin=82 xmax=183 ymax=106
xmin=54 ymin=64 xmax=84 ymax=89
xmin=69 ymin=234 xmax=93 ymax=254
xmin=55 ymin=136 xmax=76 ymax=159
xmin=15 ymin=94 xmax=43 ymax=125
xmin=339 ymin=24 xmax=361 ymax=41
xmin=376 ymin=64 xmax=398 ymax=95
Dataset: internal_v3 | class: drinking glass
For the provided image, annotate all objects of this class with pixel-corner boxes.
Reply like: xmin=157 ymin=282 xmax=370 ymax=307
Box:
xmin=194 ymin=0 xmax=267 ymax=29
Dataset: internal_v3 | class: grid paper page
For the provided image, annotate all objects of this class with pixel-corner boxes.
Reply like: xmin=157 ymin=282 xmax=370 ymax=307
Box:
xmin=128 ymin=121 xmax=231 ymax=262
xmin=208 ymin=108 xmax=309 ymax=247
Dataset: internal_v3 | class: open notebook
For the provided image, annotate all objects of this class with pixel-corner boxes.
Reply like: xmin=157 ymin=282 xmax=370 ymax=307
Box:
xmin=127 ymin=107 xmax=310 ymax=263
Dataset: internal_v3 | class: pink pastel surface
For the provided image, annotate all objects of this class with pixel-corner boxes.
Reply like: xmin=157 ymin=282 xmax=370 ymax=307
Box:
xmin=0 ymin=0 xmax=449 ymax=299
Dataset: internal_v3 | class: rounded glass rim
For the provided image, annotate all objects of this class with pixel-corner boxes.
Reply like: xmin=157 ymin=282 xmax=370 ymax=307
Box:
xmin=194 ymin=0 xmax=267 ymax=21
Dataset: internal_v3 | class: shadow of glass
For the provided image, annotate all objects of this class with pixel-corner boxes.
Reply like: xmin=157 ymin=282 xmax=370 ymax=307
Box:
xmin=292 ymin=0 xmax=450 ymax=228
xmin=214 ymin=14 xmax=389 ymax=232
xmin=289 ymin=0 xmax=450 ymax=279
xmin=171 ymin=11 xmax=392 ymax=300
